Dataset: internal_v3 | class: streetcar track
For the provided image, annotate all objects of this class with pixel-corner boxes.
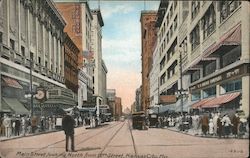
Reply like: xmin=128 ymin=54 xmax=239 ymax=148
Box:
xmin=128 ymin=119 xmax=138 ymax=156
xmin=33 ymin=122 xmax=120 ymax=153
xmin=53 ymin=122 xmax=123 ymax=158
xmin=99 ymin=121 xmax=126 ymax=154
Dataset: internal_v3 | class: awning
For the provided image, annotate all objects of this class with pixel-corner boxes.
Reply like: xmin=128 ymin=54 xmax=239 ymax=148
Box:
xmin=175 ymin=98 xmax=198 ymax=112
xmin=2 ymin=77 xmax=23 ymax=89
xmin=1 ymin=99 xmax=12 ymax=112
xmin=192 ymin=97 xmax=214 ymax=109
xmin=201 ymin=92 xmax=241 ymax=108
xmin=2 ymin=97 xmax=29 ymax=115
xmin=203 ymin=24 xmax=241 ymax=58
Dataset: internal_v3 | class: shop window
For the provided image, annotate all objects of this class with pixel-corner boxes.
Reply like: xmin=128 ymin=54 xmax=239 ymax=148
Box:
xmin=204 ymin=61 xmax=216 ymax=77
xmin=221 ymin=80 xmax=242 ymax=94
xmin=190 ymin=24 xmax=200 ymax=50
xmin=38 ymin=57 xmax=41 ymax=64
xmin=203 ymin=86 xmax=216 ymax=98
xmin=191 ymin=91 xmax=201 ymax=101
xmin=202 ymin=4 xmax=216 ymax=39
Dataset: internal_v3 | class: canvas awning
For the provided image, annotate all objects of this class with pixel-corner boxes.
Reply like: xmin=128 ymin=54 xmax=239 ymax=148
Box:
xmin=192 ymin=97 xmax=214 ymax=109
xmin=2 ymin=77 xmax=23 ymax=89
xmin=201 ymin=92 xmax=241 ymax=108
xmin=2 ymin=97 xmax=29 ymax=115
xmin=203 ymin=24 xmax=241 ymax=58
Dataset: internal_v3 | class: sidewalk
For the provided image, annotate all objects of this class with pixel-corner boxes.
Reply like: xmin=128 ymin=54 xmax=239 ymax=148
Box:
xmin=0 ymin=129 xmax=59 ymax=142
xmin=165 ymin=126 xmax=249 ymax=139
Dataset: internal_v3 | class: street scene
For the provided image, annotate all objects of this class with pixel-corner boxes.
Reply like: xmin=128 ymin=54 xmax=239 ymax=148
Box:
xmin=0 ymin=120 xmax=249 ymax=158
xmin=0 ymin=0 xmax=250 ymax=158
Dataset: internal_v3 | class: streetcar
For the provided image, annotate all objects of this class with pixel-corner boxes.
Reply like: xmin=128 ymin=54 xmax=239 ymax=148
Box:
xmin=99 ymin=105 xmax=112 ymax=123
xmin=132 ymin=111 xmax=145 ymax=130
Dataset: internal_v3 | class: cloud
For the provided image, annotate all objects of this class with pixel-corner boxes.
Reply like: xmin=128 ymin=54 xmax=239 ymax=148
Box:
xmin=101 ymin=4 xmax=135 ymax=19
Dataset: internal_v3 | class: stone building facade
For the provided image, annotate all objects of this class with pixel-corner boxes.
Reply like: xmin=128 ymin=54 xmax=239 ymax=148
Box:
xmin=0 ymin=0 xmax=77 ymax=116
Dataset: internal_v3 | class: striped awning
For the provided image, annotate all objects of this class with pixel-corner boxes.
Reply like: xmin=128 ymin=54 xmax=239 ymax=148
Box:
xmin=201 ymin=92 xmax=241 ymax=108
xmin=192 ymin=97 xmax=214 ymax=109
xmin=2 ymin=77 xmax=23 ymax=89
xmin=203 ymin=23 xmax=241 ymax=58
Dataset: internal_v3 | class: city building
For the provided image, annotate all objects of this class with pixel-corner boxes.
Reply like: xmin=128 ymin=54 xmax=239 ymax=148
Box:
xmin=182 ymin=1 xmax=249 ymax=116
xmin=135 ymin=86 xmax=142 ymax=112
xmin=106 ymin=89 xmax=116 ymax=117
xmin=140 ymin=11 xmax=157 ymax=112
xmin=91 ymin=9 xmax=107 ymax=106
xmin=55 ymin=0 xmax=95 ymax=108
xmin=0 ymin=0 xmax=77 ymax=116
xmin=115 ymin=97 xmax=122 ymax=120
xmin=64 ymin=34 xmax=79 ymax=94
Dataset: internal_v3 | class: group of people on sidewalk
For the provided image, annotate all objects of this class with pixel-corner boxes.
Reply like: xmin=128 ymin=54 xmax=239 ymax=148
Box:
xmin=0 ymin=113 xmax=57 ymax=138
xmin=154 ymin=111 xmax=249 ymax=139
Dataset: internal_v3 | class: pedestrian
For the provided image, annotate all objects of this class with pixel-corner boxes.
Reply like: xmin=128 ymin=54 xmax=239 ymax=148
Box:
xmin=62 ymin=111 xmax=75 ymax=152
xmin=212 ymin=112 xmax=219 ymax=136
xmin=232 ymin=113 xmax=240 ymax=138
xmin=21 ymin=116 xmax=26 ymax=136
xmin=208 ymin=119 xmax=214 ymax=136
xmin=200 ymin=113 xmax=209 ymax=136
xmin=192 ymin=113 xmax=200 ymax=135
xmin=217 ymin=114 xmax=223 ymax=138
xmin=31 ymin=116 xmax=37 ymax=133
xmin=221 ymin=114 xmax=232 ymax=138
xmin=3 ymin=114 xmax=11 ymax=138
xmin=15 ymin=116 xmax=21 ymax=136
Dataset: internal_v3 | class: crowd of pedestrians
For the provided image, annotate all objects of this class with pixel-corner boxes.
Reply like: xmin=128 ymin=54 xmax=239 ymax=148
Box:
xmin=0 ymin=114 xmax=57 ymax=139
xmin=154 ymin=111 xmax=249 ymax=139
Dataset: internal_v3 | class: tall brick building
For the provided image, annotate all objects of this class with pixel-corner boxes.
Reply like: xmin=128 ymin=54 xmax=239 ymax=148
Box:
xmin=140 ymin=11 xmax=157 ymax=112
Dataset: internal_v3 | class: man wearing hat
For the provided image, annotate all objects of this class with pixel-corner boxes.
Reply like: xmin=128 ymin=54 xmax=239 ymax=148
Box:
xmin=62 ymin=111 xmax=75 ymax=152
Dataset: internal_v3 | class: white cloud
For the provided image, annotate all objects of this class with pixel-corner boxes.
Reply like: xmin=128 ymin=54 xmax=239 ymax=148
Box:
xmin=101 ymin=4 xmax=135 ymax=19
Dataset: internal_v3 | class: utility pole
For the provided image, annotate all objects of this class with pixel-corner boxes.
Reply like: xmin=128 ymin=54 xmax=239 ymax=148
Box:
xmin=30 ymin=53 xmax=34 ymax=118
xmin=179 ymin=47 xmax=183 ymax=116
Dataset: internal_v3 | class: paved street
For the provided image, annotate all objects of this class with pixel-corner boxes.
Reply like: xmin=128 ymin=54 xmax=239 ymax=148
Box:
xmin=0 ymin=120 xmax=249 ymax=158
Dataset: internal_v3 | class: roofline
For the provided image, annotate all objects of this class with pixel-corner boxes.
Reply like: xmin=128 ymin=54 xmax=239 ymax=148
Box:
xmin=47 ymin=0 xmax=67 ymax=27
xmin=140 ymin=10 xmax=157 ymax=22
xmin=92 ymin=9 xmax=104 ymax=27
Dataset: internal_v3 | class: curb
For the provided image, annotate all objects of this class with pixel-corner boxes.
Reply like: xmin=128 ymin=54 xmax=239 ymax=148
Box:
xmin=0 ymin=130 xmax=60 ymax=142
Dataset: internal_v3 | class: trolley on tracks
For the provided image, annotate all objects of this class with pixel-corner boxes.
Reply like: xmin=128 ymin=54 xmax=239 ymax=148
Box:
xmin=132 ymin=111 xmax=145 ymax=130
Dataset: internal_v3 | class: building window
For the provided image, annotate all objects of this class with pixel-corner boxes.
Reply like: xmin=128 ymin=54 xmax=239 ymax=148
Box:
xmin=45 ymin=61 xmax=48 ymax=68
xmin=204 ymin=60 xmax=216 ymax=77
xmin=190 ymin=24 xmax=200 ymax=50
xmin=220 ymin=1 xmax=241 ymax=22
xmin=170 ymin=25 xmax=173 ymax=37
xmin=167 ymin=60 xmax=177 ymax=79
xmin=203 ymin=86 xmax=216 ymax=98
xmin=191 ymin=1 xmax=200 ymax=19
xmin=174 ymin=1 xmax=177 ymax=10
xmin=30 ymin=52 xmax=34 ymax=60
xmin=202 ymin=4 xmax=216 ymax=39
xmin=0 ymin=32 xmax=2 ymax=43
xmin=170 ymin=6 xmax=173 ymax=18
xmin=222 ymin=46 xmax=241 ymax=68
xmin=160 ymin=56 xmax=165 ymax=71
xmin=221 ymin=80 xmax=242 ymax=94
xmin=21 ymin=46 xmax=25 ymax=56
xmin=191 ymin=91 xmax=201 ymax=101
xmin=10 ymin=39 xmax=15 ymax=50
xmin=160 ymin=73 xmax=166 ymax=85
xmin=38 ymin=57 xmax=41 ymax=64
xmin=191 ymin=70 xmax=200 ymax=83
xmin=174 ymin=16 xmax=177 ymax=31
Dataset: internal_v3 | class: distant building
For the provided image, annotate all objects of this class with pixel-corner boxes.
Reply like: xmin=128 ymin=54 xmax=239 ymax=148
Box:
xmin=135 ymin=86 xmax=142 ymax=112
xmin=140 ymin=11 xmax=157 ymax=112
xmin=115 ymin=97 xmax=122 ymax=119
xmin=106 ymin=89 xmax=116 ymax=117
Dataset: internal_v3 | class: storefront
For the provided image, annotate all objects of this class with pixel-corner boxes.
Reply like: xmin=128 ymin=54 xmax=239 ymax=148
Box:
xmin=190 ymin=63 xmax=249 ymax=116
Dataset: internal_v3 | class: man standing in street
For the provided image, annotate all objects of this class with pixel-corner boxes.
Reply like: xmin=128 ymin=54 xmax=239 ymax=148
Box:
xmin=62 ymin=112 xmax=75 ymax=152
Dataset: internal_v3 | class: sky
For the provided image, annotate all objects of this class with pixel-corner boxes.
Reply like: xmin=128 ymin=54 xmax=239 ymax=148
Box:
xmin=89 ymin=0 xmax=160 ymax=110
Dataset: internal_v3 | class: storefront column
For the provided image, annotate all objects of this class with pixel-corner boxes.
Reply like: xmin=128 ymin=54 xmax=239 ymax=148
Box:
xmin=216 ymin=84 xmax=220 ymax=97
xmin=241 ymin=75 xmax=249 ymax=117
xmin=216 ymin=58 xmax=220 ymax=70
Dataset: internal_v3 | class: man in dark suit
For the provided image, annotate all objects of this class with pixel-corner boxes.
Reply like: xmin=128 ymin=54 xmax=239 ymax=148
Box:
xmin=62 ymin=112 xmax=75 ymax=152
